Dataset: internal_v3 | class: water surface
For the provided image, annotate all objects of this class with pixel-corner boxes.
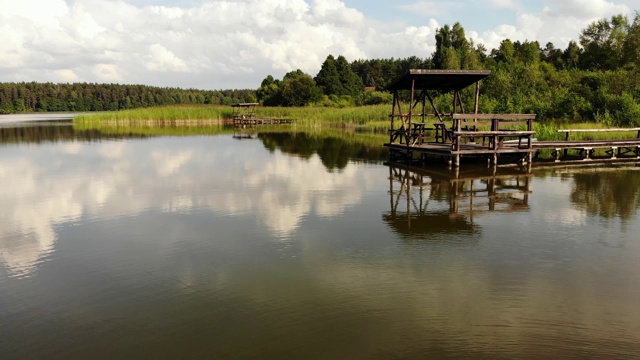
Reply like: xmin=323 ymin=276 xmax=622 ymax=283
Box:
xmin=1 ymin=120 xmax=640 ymax=359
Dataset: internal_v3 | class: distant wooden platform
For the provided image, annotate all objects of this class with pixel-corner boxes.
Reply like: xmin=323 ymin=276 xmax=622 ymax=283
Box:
xmin=229 ymin=102 xmax=294 ymax=126
xmin=231 ymin=118 xmax=293 ymax=126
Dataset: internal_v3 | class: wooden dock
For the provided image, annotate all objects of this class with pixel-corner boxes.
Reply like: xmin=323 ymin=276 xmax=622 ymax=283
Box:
xmin=231 ymin=118 xmax=293 ymax=126
xmin=230 ymin=103 xmax=293 ymax=126
xmin=383 ymin=69 xmax=640 ymax=168
xmin=386 ymin=113 xmax=537 ymax=167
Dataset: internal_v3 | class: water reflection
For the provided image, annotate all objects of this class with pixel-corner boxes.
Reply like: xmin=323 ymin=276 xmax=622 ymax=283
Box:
xmin=0 ymin=123 xmax=146 ymax=144
xmin=569 ymin=168 xmax=640 ymax=221
xmin=0 ymin=134 xmax=382 ymax=277
xmin=2 ymin=126 xmax=640 ymax=358
xmin=384 ymin=165 xmax=532 ymax=240
xmin=258 ymin=132 xmax=388 ymax=171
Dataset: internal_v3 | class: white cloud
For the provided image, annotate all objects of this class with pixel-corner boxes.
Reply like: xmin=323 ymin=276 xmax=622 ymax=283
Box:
xmin=54 ymin=69 xmax=79 ymax=82
xmin=93 ymin=63 xmax=124 ymax=82
xmin=398 ymin=1 xmax=461 ymax=17
xmin=0 ymin=0 xmax=440 ymax=88
xmin=0 ymin=0 xmax=637 ymax=88
xmin=488 ymin=0 xmax=517 ymax=9
xmin=146 ymin=44 xmax=190 ymax=72
xmin=476 ymin=0 xmax=632 ymax=50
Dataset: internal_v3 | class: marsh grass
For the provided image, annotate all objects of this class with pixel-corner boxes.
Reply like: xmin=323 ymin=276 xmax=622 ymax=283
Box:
xmin=529 ymin=122 xmax=640 ymax=141
xmin=74 ymin=105 xmax=640 ymax=142
xmin=74 ymin=104 xmax=391 ymax=130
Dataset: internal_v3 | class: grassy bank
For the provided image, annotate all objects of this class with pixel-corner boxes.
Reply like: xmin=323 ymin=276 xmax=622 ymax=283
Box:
xmin=74 ymin=104 xmax=640 ymax=142
xmin=74 ymin=104 xmax=391 ymax=131
xmin=74 ymin=105 xmax=233 ymax=122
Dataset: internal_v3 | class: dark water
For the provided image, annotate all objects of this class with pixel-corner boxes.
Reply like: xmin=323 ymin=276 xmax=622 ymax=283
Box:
xmin=1 ymin=121 xmax=640 ymax=359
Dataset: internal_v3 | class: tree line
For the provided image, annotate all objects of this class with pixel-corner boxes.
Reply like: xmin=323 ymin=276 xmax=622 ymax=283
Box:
xmin=0 ymin=82 xmax=257 ymax=114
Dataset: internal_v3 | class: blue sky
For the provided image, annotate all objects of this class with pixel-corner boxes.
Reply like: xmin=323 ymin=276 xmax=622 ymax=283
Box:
xmin=1 ymin=0 xmax=639 ymax=89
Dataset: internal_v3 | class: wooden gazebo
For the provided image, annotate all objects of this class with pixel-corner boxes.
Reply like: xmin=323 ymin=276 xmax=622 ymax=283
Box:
xmin=384 ymin=69 xmax=536 ymax=167
xmin=386 ymin=69 xmax=490 ymax=143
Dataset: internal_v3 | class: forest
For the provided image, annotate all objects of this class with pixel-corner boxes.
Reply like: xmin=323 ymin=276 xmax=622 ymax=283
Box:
xmin=2 ymin=12 xmax=640 ymax=125
xmin=0 ymin=82 xmax=256 ymax=114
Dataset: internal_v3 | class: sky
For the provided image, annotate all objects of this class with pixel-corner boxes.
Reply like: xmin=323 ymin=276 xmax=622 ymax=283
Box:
xmin=0 ymin=0 xmax=639 ymax=90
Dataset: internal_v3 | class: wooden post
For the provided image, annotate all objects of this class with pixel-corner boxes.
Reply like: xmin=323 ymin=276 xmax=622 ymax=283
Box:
xmin=452 ymin=90 xmax=457 ymax=114
xmin=421 ymin=91 xmax=427 ymax=123
xmin=456 ymin=91 xmax=465 ymax=114
xmin=426 ymin=92 xmax=443 ymax=122
xmin=408 ymin=79 xmax=415 ymax=146
xmin=389 ymin=166 xmax=394 ymax=212
xmin=474 ymin=81 xmax=480 ymax=115
xmin=391 ymin=91 xmax=396 ymax=132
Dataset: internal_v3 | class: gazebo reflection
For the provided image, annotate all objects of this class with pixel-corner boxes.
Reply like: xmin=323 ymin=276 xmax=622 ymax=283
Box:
xmin=383 ymin=164 xmax=532 ymax=240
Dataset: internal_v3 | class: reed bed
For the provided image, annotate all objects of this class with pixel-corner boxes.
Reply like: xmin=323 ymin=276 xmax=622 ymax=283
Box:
xmin=74 ymin=105 xmax=233 ymax=123
xmin=74 ymin=104 xmax=390 ymax=130
xmin=74 ymin=105 xmax=640 ymax=142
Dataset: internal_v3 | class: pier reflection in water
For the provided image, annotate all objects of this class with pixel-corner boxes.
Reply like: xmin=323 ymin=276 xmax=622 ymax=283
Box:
xmin=385 ymin=164 xmax=531 ymax=239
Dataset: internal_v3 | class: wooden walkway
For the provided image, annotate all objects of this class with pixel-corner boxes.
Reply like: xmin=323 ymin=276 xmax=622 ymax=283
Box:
xmin=384 ymin=122 xmax=640 ymax=166
xmin=387 ymin=136 xmax=640 ymax=167
xmin=526 ymin=139 xmax=640 ymax=165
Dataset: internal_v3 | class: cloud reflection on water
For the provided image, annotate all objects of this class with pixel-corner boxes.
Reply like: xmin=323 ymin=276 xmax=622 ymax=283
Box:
xmin=0 ymin=137 xmax=374 ymax=276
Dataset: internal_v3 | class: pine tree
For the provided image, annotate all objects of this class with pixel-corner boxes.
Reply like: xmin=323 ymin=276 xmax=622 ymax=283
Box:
xmin=315 ymin=55 xmax=344 ymax=95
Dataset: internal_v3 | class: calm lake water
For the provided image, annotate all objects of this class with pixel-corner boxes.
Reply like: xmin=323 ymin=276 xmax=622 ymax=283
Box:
xmin=1 ymin=118 xmax=640 ymax=359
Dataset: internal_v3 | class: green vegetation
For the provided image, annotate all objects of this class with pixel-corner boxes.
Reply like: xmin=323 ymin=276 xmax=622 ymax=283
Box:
xmin=75 ymin=104 xmax=391 ymax=131
xmin=75 ymin=105 xmax=233 ymax=122
xmin=74 ymin=103 xmax=640 ymax=142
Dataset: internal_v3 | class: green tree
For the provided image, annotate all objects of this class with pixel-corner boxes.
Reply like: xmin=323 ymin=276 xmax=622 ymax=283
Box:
xmin=623 ymin=11 xmax=640 ymax=69
xmin=493 ymin=39 xmax=516 ymax=65
xmin=563 ymin=41 xmax=582 ymax=69
xmin=315 ymin=55 xmax=344 ymax=95
xmin=257 ymin=75 xmax=283 ymax=106
xmin=281 ymin=70 xmax=322 ymax=106
xmin=579 ymin=14 xmax=629 ymax=70
xmin=433 ymin=22 xmax=474 ymax=69
xmin=335 ymin=55 xmax=364 ymax=96
xmin=433 ymin=24 xmax=453 ymax=69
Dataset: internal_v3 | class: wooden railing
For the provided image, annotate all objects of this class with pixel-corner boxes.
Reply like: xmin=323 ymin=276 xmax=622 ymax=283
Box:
xmin=557 ymin=128 xmax=640 ymax=141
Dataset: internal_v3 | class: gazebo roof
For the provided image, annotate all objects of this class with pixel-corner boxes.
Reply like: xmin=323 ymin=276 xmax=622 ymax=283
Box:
xmin=386 ymin=69 xmax=491 ymax=92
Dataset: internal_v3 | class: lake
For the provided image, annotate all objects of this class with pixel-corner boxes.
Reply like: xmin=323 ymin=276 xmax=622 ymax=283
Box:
xmin=1 ymin=117 xmax=640 ymax=359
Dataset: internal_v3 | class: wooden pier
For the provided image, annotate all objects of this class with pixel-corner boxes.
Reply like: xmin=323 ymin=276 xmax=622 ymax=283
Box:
xmin=230 ymin=103 xmax=293 ymax=126
xmin=527 ymin=128 xmax=640 ymax=165
xmin=383 ymin=69 xmax=640 ymax=168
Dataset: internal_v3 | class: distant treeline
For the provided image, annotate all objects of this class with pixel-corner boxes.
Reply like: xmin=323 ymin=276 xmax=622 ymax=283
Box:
xmin=0 ymin=82 xmax=257 ymax=114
